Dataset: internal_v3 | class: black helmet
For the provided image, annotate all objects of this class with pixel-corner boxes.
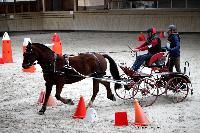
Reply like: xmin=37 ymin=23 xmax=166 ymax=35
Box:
xmin=147 ymin=27 xmax=156 ymax=35
xmin=168 ymin=24 xmax=177 ymax=31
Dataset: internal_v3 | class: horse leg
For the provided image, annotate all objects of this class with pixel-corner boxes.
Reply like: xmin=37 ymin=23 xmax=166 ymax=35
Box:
xmin=38 ymin=82 xmax=53 ymax=115
xmin=55 ymin=83 xmax=74 ymax=105
xmin=100 ymin=81 xmax=116 ymax=101
xmin=88 ymin=79 xmax=100 ymax=107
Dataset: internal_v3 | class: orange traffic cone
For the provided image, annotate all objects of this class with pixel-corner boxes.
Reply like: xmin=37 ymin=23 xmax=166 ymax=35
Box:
xmin=0 ymin=57 xmax=4 ymax=64
xmin=47 ymin=95 xmax=57 ymax=106
xmin=22 ymin=38 xmax=36 ymax=73
xmin=22 ymin=66 xmax=36 ymax=73
xmin=159 ymin=31 xmax=165 ymax=38
xmin=37 ymin=90 xmax=57 ymax=106
xmin=137 ymin=32 xmax=146 ymax=41
xmin=2 ymin=32 xmax=13 ymax=63
xmin=73 ymin=95 xmax=87 ymax=119
xmin=114 ymin=112 xmax=128 ymax=126
xmin=52 ymin=33 xmax=62 ymax=55
xmin=133 ymin=99 xmax=150 ymax=126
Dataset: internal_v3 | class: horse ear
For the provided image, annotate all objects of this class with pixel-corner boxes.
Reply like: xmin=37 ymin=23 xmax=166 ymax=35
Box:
xmin=25 ymin=41 xmax=32 ymax=51
xmin=28 ymin=41 xmax=32 ymax=46
xmin=27 ymin=41 xmax=32 ymax=48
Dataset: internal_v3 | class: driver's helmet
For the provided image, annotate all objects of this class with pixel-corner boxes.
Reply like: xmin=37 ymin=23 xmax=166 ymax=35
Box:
xmin=147 ymin=27 xmax=156 ymax=38
xmin=168 ymin=24 xmax=177 ymax=31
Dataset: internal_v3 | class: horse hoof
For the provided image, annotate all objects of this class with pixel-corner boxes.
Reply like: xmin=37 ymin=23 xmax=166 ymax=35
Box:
xmin=108 ymin=94 xmax=116 ymax=101
xmin=38 ymin=107 xmax=46 ymax=115
xmin=88 ymin=101 xmax=94 ymax=108
xmin=38 ymin=111 xmax=44 ymax=115
xmin=66 ymin=99 xmax=74 ymax=105
xmin=112 ymin=96 xmax=116 ymax=101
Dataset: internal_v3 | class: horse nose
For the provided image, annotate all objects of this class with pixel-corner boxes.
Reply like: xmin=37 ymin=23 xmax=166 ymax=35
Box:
xmin=22 ymin=64 xmax=25 ymax=68
xmin=22 ymin=64 xmax=28 ymax=69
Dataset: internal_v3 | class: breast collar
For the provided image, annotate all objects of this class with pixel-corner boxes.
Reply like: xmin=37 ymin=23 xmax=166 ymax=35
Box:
xmin=40 ymin=53 xmax=59 ymax=74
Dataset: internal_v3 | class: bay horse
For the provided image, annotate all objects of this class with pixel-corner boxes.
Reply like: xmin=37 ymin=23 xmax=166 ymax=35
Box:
xmin=22 ymin=42 xmax=121 ymax=115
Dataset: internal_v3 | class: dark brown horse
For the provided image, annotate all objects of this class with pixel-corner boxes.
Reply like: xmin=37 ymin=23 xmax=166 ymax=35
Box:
xmin=22 ymin=43 xmax=121 ymax=115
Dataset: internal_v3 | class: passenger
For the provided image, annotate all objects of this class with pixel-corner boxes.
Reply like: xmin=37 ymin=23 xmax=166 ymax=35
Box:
xmin=131 ymin=27 xmax=161 ymax=73
xmin=165 ymin=24 xmax=181 ymax=72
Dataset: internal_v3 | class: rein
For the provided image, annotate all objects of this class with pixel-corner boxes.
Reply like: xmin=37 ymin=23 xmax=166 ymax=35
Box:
xmin=98 ymin=50 xmax=131 ymax=54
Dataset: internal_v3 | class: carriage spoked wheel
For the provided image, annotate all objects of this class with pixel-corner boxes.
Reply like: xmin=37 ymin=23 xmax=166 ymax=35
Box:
xmin=114 ymin=74 xmax=139 ymax=100
xmin=133 ymin=78 xmax=159 ymax=107
xmin=114 ymin=80 xmax=137 ymax=100
xmin=165 ymin=77 xmax=189 ymax=103
xmin=155 ymin=79 xmax=167 ymax=96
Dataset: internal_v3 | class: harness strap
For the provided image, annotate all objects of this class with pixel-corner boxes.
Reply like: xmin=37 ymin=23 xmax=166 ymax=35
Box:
xmin=63 ymin=54 xmax=70 ymax=67
xmin=62 ymin=53 xmax=105 ymax=78
xmin=90 ymin=53 xmax=105 ymax=78
xmin=53 ymin=54 xmax=58 ymax=73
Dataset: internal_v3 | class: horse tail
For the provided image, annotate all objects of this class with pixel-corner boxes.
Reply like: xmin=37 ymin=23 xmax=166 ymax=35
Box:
xmin=102 ymin=54 xmax=121 ymax=89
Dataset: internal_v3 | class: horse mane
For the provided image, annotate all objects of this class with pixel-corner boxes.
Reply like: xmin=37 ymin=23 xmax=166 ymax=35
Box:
xmin=32 ymin=43 xmax=54 ymax=53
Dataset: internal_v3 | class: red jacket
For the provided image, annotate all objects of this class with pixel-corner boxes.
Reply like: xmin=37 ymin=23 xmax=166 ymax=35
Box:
xmin=136 ymin=37 xmax=161 ymax=55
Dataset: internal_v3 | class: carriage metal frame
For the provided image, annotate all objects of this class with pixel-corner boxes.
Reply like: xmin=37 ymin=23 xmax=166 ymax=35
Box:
xmin=113 ymin=51 xmax=193 ymax=107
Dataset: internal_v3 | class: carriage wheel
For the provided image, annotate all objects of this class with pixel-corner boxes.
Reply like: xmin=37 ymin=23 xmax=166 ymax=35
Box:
xmin=165 ymin=77 xmax=189 ymax=103
xmin=155 ymin=79 xmax=167 ymax=96
xmin=133 ymin=78 xmax=158 ymax=107
xmin=114 ymin=80 xmax=137 ymax=100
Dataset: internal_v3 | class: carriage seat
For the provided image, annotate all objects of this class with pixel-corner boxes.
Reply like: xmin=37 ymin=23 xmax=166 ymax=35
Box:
xmin=145 ymin=52 xmax=166 ymax=68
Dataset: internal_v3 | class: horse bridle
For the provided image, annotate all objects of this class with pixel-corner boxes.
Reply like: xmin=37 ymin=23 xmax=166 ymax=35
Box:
xmin=23 ymin=45 xmax=37 ymax=67
xmin=23 ymin=44 xmax=62 ymax=74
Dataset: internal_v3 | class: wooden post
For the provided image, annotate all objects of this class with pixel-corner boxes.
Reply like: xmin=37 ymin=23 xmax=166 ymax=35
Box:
xmin=84 ymin=0 xmax=86 ymax=10
xmin=74 ymin=0 xmax=77 ymax=11
xmin=170 ymin=0 xmax=172 ymax=8
xmin=118 ymin=1 xmax=120 ymax=9
xmin=157 ymin=0 xmax=158 ymax=8
xmin=42 ymin=0 xmax=45 ymax=12
xmin=130 ymin=1 xmax=133 ymax=8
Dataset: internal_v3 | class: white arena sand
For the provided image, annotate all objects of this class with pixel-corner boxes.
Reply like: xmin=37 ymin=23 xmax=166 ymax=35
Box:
xmin=0 ymin=32 xmax=200 ymax=132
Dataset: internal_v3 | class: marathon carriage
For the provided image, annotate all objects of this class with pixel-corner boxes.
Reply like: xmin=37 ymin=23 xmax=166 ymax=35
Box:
xmin=114 ymin=49 xmax=193 ymax=107
xmin=22 ymin=43 xmax=193 ymax=114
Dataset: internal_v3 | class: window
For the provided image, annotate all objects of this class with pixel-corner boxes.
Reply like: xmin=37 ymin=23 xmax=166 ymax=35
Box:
xmin=158 ymin=0 xmax=171 ymax=8
xmin=134 ymin=1 xmax=157 ymax=8
xmin=188 ymin=0 xmax=200 ymax=8
xmin=172 ymin=0 xmax=185 ymax=8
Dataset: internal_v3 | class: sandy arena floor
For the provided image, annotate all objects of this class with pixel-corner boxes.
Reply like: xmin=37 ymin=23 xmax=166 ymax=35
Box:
xmin=0 ymin=32 xmax=200 ymax=132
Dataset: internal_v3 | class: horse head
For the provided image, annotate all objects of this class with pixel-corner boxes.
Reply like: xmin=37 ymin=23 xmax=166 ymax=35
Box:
xmin=22 ymin=42 xmax=38 ymax=69
xmin=22 ymin=42 xmax=55 ymax=71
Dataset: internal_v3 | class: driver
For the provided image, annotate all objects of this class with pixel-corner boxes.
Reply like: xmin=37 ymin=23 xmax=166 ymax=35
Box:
xmin=131 ymin=27 xmax=161 ymax=73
